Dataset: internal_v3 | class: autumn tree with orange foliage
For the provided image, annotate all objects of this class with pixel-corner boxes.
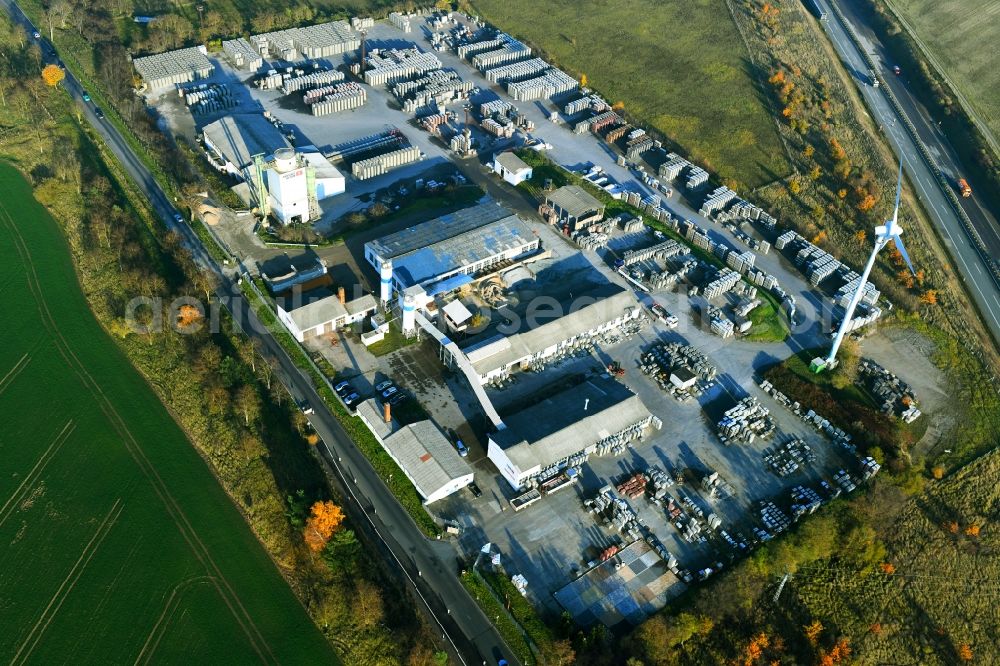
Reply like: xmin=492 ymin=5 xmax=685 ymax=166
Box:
xmin=804 ymin=620 xmax=824 ymax=645
xmin=857 ymin=194 xmax=877 ymax=212
xmin=965 ymin=524 xmax=980 ymax=537
xmin=920 ymin=289 xmax=938 ymax=305
xmin=880 ymin=562 xmax=896 ymax=574
xmin=958 ymin=644 xmax=973 ymax=661
xmin=818 ymin=639 xmax=852 ymax=666
xmin=41 ymin=64 xmax=64 ymax=87
xmin=303 ymin=500 xmax=345 ymax=552
xmin=743 ymin=632 xmax=770 ymax=665
xmin=898 ymin=270 xmax=916 ymax=290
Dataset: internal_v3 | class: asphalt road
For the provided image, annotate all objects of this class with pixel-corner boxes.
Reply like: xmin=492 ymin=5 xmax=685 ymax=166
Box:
xmin=837 ymin=0 xmax=1000 ymax=258
xmin=0 ymin=2 xmax=517 ymax=663
xmin=814 ymin=0 xmax=1000 ymax=342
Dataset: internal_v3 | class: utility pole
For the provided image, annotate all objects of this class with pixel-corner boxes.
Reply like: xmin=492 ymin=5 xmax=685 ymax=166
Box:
xmin=359 ymin=29 xmax=367 ymax=77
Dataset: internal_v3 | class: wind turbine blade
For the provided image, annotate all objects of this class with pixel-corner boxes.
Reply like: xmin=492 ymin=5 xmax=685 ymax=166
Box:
xmin=894 ymin=235 xmax=915 ymax=275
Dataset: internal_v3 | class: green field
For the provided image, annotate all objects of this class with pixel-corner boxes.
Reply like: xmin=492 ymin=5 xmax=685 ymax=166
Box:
xmin=888 ymin=0 xmax=1000 ymax=147
xmin=0 ymin=162 xmax=336 ymax=663
xmin=470 ymin=0 xmax=791 ymax=188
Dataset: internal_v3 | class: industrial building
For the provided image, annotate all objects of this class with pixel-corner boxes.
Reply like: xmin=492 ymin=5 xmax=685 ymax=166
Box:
xmin=356 ymin=402 xmax=474 ymax=504
xmin=201 ymin=115 xmax=344 ymax=224
xmin=364 ymin=201 xmax=539 ymax=298
xmin=462 ymin=287 xmax=641 ymax=383
xmin=492 ymin=151 xmax=533 ymax=186
xmin=487 ymin=375 xmax=655 ymax=490
xmin=540 ymin=185 xmax=605 ymax=232
xmin=133 ymin=46 xmax=214 ymax=91
xmin=275 ymin=287 xmax=377 ymax=342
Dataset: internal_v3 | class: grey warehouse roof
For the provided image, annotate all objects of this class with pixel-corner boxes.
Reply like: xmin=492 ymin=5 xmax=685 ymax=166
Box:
xmin=383 ymin=421 xmax=472 ymax=500
xmin=492 ymin=376 xmax=651 ymax=473
xmin=546 ymin=184 xmax=604 ymax=217
xmin=495 ymin=151 xmax=531 ymax=173
xmin=133 ymin=46 xmax=213 ymax=84
xmin=202 ymin=114 xmax=291 ymax=171
xmin=466 ymin=288 xmax=639 ymax=376
xmin=285 ymin=293 xmax=376 ymax=331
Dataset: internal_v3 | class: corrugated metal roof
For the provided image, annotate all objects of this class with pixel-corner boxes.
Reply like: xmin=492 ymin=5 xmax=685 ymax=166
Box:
xmin=492 ymin=376 xmax=651 ymax=473
xmin=495 ymin=151 xmax=531 ymax=173
xmin=202 ymin=114 xmax=290 ymax=171
xmin=468 ymin=289 xmax=639 ymax=376
xmin=366 ymin=201 xmax=514 ymax=261
xmin=383 ymin=421 xmax=472 ymax=500
xmin=545 ymin=184 xmax=604 ymax=218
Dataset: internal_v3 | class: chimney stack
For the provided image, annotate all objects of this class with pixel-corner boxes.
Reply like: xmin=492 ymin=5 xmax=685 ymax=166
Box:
xmin=338 ymin=286 xmax=346 ymax=304
xmin=383 ymin=402 xmax=391 ymax=424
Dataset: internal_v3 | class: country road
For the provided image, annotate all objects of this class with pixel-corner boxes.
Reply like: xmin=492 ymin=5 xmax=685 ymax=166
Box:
xmin=0 ymin=2 xmax=518 ymax=663
xmin=812 ymin=0 xmax=1000 ymax=344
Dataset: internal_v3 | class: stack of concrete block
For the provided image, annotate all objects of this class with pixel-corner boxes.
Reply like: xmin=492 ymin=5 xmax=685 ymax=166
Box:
xmin=483 ymin=57 xmax=547 ymax=83
xmin=282 ymin=68 xmax=345 ymax=94
xmin=472 ymin=44 xmax=530 ymax=70
xmin=222 ymin=38 xmax=262 ymax=70
xmin=362 ymin=48 xmax=442 ymax=86
xmin=481 ymin=117 xmax=515 ymax=138
xmin=658 ymin=153 xmax=692 ymax=181
xmin=388 ymin=12 xmax=416 ymax=33
xmin=480 ymin=99 xmax=515 ymax=117
xmin=351 ymin=145 xmax=420 ymax=180
xmin=351 ymin=17 xmax=374 ymax=30
xmin=700 ymin=186 xmax=738 ymax=216
xmin=686 ymin=166 xmax=709 ymax=189
xmin=717 ymin=397 xmax=774 ymax=445
xmin=507 ymin=68 xmax=577 ymax=101
xmin=456 ymin=37 xmax=505 ymax=59
xmin=307 ymin=82 xmax=366 ymax=115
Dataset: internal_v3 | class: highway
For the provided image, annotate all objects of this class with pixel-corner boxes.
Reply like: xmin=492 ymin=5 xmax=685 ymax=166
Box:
xmin=837 ymin=0 xmax=1000 ymax=258
xmin=0 ymin=1 xmax=517 ymax=664
xmin=813 ymin=0 xmax=1000 ymax=343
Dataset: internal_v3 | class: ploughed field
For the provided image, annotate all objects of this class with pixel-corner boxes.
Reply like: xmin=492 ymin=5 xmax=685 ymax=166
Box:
xmin=0 ymin=163 xmax=336 ymax=664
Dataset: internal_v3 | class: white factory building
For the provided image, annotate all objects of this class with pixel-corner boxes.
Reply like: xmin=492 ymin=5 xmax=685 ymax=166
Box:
xmin=492 ymin=151 xmax=533 ymax=186
xmin=201 ymin=115 xmax=344 ymax=225
xmin=460 ymin=286 xmax=642 ymax=383
xmin=275 ymin=287 xmax=377 ymax=342
xmin=356 ymin=401 xmax=473 ymax=504
xmin=487 ymin=376 xmax=655 ymax=490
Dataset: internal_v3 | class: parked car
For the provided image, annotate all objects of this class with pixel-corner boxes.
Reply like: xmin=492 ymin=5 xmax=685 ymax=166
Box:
xmin=344 ymin=392 xmax=360 ymax=407
xmin=469 ymin=482 xmax=483 ymax=498
xmin=389 ymin=393 xmax=408 ymax=406
xmin=334 ymin=381 xmax=352 ymax=395
xmin=381 ymin=386 xmax=398 ymax=399
xmin=375 ymin=380 xmax=393 ymax=392
xmin=455 ymin=440 xmax=469 ymax=457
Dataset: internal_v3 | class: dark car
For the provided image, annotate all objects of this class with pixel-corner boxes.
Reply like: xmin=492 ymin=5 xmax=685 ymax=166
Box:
xmin=381 ymin=386 xmax=398 ymax=399
xmin=343 ymin=392 xmax=360 ymax=407
xmin=389 ymin=393 xmax=408 ymax=406
xmin=375 ymin=380 xmax=393 ymax=392
xmin=334 ymin=380 xmax=352 ymax=395
xmin=469 ymin=482 xmax=483 ymax=498
xmin=93 ymin=107 xmax=104 ymax=119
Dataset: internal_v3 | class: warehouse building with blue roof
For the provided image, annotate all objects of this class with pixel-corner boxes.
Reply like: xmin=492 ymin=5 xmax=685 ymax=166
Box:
xmin=363 ymin=201 xmax=540 ymax=300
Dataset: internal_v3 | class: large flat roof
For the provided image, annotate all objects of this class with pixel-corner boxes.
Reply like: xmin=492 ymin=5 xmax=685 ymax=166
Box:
xmin=202 ymin=114 xmax=291 ymax=171
xmin=466 ymin=287 xmax=639 ymax=376
xmin=133 ymin=46 xmax=213 ymax=84
xmin=367 ymin=201 xmax=537 ymax=288
xmin=383 ymin=421 xmax=472 ymax=501
xmin=492 ymin=376 xmax=651 ymax=474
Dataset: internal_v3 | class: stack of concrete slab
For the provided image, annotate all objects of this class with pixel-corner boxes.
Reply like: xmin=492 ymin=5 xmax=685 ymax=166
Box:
xmin=306 ymin=82 xmax=366 ymax=115
xmin=282 ymin=68 xmax=345 ymax=93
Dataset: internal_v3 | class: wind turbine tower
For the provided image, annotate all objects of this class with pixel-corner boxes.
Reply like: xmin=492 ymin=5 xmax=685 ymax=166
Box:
xmin=811 ymin=159 xmax=914 ymax=373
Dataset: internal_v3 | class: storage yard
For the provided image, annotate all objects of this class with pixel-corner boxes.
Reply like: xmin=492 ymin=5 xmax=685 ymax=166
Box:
xmin=134 ymin=8 xmax=937 ymax=633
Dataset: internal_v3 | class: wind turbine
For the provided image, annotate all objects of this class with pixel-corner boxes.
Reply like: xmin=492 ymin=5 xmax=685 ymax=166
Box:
xmin=811 ymin=158 xmax=913 ymax=372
